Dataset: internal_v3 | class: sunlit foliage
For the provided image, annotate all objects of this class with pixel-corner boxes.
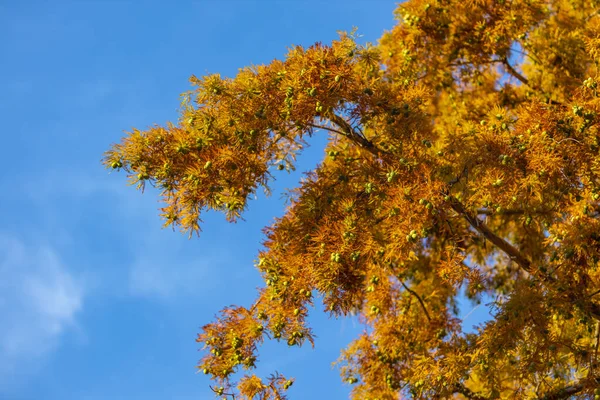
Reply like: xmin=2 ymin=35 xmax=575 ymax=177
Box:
xmin=104 ymin=0 xmax=600 ymax=398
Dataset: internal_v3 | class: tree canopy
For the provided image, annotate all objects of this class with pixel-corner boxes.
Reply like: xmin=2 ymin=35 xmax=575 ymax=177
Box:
xmin=103 ymin=0 xmax=600 ymax=398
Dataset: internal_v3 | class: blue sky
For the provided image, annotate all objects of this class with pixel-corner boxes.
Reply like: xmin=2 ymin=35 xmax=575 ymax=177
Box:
xmin=0 ymin=1 xmax=405 ymax=399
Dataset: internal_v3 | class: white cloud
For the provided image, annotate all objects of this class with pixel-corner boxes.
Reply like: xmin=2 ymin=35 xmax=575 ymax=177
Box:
xmin=0 ymin=234 xmax=84 ymax=384
xmin=19 ymin=169 xmax=228 ymax=301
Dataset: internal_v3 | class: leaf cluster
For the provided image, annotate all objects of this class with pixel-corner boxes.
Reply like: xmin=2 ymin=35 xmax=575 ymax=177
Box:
xmin=104 ymin=0 xmax=600 ymax=398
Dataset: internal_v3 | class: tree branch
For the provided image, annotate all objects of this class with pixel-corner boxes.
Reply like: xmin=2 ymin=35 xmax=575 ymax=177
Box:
xmin=447 ymin=196 xmax=532 ymax=272
xmin=399 ymin=280 xmax=431 ymax=322
xmin=538 ymin=381 xmax=587 ymax=400
xmin=320 ymin=112 xmax=600 ymax=322
xmin=500 ymin=57 xmax=530 ymax=87
xmin=452 ymin=383 xmax=488 ymax=400
xmin=476 ymin=208 xmax=552 ymax=216
xmin=449 ymin=195 xmax=600 ymax=321
xmin=327 ymin=113 xmax=382 ymax=155
xmin=500 ymin=57 xmax=562 ymax=105
xmin=453 ymin=378 xmax=596 ymax=399
xmin=585 ymin=9 xmax=600 ymax=23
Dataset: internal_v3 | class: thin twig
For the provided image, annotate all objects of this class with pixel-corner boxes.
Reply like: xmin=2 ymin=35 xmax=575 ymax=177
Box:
xmin=448 ymin=59 xmax=502 ymax=68
xmin=477 ymin=208 xmax=525 ymax=216
xmin=510 ymin=46 xmax=543 ymax=67
xmin=555 ymin=137 xmax=582 ymax=145
xmin=306 ymin=122 xmax=348 ymax=138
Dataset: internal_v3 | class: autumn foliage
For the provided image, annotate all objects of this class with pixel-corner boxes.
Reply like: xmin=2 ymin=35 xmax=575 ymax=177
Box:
xmin=103 ymin=0 xmax=600 ymax=398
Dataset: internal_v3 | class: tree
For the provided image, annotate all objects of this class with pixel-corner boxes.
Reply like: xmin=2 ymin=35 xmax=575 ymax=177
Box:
xmin=103 ymin=0 xmax=600 ymax=398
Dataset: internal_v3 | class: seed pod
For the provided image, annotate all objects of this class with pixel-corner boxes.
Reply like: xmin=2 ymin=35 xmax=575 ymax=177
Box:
xmin=387 ymin=171 xmax=397 ymax=182
xmin=232 ymin=337 xmax=243 ymax=349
